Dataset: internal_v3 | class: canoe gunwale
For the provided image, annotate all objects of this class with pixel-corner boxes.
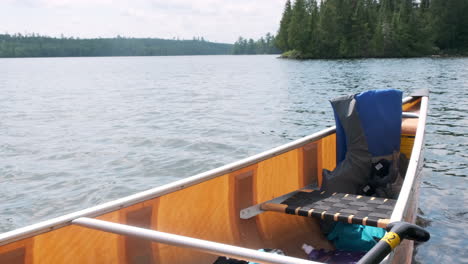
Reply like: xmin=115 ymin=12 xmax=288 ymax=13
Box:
xmin=0 ymin=96 xmax=418 ymax=249
xmin=385 ymin=95 xmax=428 ymax=263
xmin=0 ymin=121 xmax=334 ymax=245
xmin=391 ymin=96 xmax=428 ymax=222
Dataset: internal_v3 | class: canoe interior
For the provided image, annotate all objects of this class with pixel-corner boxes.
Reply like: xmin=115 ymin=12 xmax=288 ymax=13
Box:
xmin=0 ymin=97 xmax=423 ymax=264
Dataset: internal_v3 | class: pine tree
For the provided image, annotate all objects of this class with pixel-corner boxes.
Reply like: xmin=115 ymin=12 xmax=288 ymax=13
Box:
xmin=265 ymin=33 xmax=275 ymax=53
xmin=393 ymin=0 xmax=414 ymax=56
xmin=288 ymin=0 xmax=310 ymax=53
xmin=431 ymin=0 xmax=468 ymax=52
xmin=317 ymin=0 xmax=340 ymax=57
xmin=233 ymin=37 xmax=244 ymax=54
xmin=276 ymin=0 xmax=293 ymax=51
xmin=376 ymin=0 xmax=400 ymax=57
xmin=420 ymin=0 xmax=430 ymax=9
xmin=348 ymin=0 xmax=371 ymax=57
xmin=256 ymin=37 xmax=266 ymax=54
xmin=271 ymin=0 xmax=465 ymax=58
xmin=305 ymin=0 xmax=320 ymax=56
xmin=247 ymin=39 xmax=256 ymax=54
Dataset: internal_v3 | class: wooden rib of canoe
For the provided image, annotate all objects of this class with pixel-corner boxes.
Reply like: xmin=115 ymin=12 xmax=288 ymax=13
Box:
xmin=0 ymin=94 xmax=428 ymax=264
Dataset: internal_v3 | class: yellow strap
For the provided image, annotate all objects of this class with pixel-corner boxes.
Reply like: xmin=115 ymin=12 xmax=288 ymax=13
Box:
xmin=382 ymin=232 xmax=401 ymax=250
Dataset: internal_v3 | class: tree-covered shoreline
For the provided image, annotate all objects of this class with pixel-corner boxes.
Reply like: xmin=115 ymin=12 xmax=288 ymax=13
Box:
xmin=232 ymin=33 xmax=281 ymax=55
xmin=0 ymin=34 xmax=233 ymax=58
xmin=3 ymin=0 xmax=466 ymax=59
xmin=276 ymin=0 xmax=468 ymax=59
xmin=0 ymin=33 xmax=282 ymax=58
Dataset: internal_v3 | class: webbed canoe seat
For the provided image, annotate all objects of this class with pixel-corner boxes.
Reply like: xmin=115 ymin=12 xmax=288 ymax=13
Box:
xmin=260 ymin=189 xmax=396 ymax=228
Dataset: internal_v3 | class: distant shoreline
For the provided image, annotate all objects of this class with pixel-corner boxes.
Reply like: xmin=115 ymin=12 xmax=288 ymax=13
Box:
xmin=0 ymin=34 xmax=234 ymax=58
xmin=0 ymin=54 xmax=282 ymax=59
xmin=278 ymin=51 xmax=468 ymax=60
xmin=0 ymin=34 xmax=285 ymax=58
xmin=2 ymin=53 xmax=466 ymax=60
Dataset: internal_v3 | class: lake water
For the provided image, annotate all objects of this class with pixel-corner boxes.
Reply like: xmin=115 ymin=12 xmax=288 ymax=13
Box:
xmin=0 ymin=55 xmax=466 ymax=263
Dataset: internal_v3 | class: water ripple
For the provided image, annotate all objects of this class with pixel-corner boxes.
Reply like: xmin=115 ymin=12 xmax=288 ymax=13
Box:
xmin=0 ymin=56 xmax=467 ymax=262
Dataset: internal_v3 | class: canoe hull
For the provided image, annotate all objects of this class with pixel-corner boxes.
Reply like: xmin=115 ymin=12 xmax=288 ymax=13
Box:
xmin=390 ymin=96 xmax=428 ymax=264
xmin=0 ymin=96 xmax=427 ymax=264
xmin=391 ymin=148 xmax=424 ymax=264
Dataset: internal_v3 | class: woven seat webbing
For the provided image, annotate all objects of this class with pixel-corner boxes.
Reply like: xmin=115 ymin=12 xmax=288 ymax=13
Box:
xmin=262 ymin=190 xmax=396 ymax=228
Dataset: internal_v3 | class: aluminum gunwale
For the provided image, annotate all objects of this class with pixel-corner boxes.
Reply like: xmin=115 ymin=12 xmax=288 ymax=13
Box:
xmin=0 ymin=126 xmax=336 ymax=245
xmin=382 ymin=95 xmax=428 ymax=264
xmin=390 ymin=96 xmax=428 ymax=222
xmin=0 ymin=96 xmax=417 ymax=247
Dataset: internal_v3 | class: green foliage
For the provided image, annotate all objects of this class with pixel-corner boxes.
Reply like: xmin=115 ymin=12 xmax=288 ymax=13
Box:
xmin=316 ymin=0 xmax=340 ymax=58
xmin=232 ymin=33 xmax=280 ymax=55
xmin=0 ymin=34 xmax=232 ymax=58
xmin=275 ymin=0 xmax=468 ymax=59
xmin=288 ymin=0 xmax=310 ymax=52
xmin=281 ymin=49 xmax=304 ymax=59
xmin=430 ymin=0 xmax=468 ymax=53
xmin=276 ymin=0 xmax=293 ymax=51
xmin=305 ymin=0 xmax=320 ymax=56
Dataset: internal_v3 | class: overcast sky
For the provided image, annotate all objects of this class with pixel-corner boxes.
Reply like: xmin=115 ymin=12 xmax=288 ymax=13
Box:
xmin=1 ymin=0 xmax=287 ymax=43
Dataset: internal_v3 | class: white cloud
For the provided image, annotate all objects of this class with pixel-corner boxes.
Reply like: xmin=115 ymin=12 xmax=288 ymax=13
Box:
xmin=0 ymin=0 xmax=287 ymax=43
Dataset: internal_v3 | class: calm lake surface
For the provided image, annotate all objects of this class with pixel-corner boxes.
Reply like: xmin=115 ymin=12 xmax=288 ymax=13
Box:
xmin=0 ymin=55 xmax=467 ymax=263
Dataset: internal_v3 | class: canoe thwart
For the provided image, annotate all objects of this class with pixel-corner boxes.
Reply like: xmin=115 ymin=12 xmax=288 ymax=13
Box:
xmin=239 ymin=184 xmax=317 ymax=220
xmin=402 ymin=112 xmax=419 ymax=119
xmin=72 ymin=217 xmax=317 ymax=264
xmin=260 ymin=190 xmax=395 ymax=228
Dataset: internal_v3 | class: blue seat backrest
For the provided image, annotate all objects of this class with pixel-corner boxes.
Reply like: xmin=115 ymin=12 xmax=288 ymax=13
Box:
xmin=355 ymin=89 xmax=402 ymax=157
xmin=333 ymin=89 xmax=402 ymax=164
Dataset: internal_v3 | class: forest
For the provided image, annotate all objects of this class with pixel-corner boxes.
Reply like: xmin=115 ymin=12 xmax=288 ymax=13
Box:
xmin=0 ymin=35 xmax=233 ymax=58
xmin=0 ymin=34 xmax=279 ymax=58
xmin=2 ymin=0 xmax=467 ymax=59
xmin=276 ymin=0 xmax=468 ymax=59
xmin=232 ymin=33 xmax=281 ymax=54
